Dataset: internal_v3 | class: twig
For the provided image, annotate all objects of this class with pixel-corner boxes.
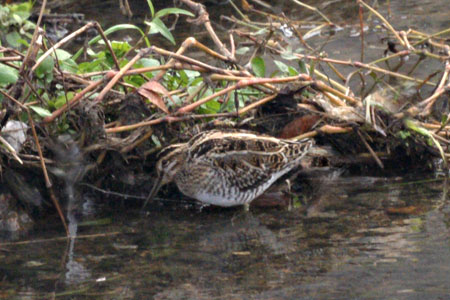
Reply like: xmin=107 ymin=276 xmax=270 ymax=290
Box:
xmin=357 ymin=129 xmax=384 ymax=168
xmin=1 ymin=92 xmax=69 ymax=235
xmin=19 ymin=0 xmax=46 ymax=74
xmin=32 ymin=22 xmax=97 ymax=72
xmin=177 ymin=74 xmax=311 ymax=114
xmin=291 ymin=0 xmax=333 ymax=24
xmin=358 ymin=0 xmax=404 ymax=47
xmin=359 ymin=3 xmax=365 ymax=62
xmin=92 ymin=48 xmax=151 ymax=105
xmin=179 ymin=0 xmax=234 ymax=60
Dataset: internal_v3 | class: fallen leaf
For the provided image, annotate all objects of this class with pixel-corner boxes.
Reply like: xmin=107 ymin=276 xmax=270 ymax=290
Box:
xmin=138 ymin=81 xmax=172 ymax=113
xmin=241 ymin=0 xmax=253 ymax=11
xmin=279 ymin=115 xmax=320 ymax=139
xmin=386 ymin=206 xmax=423 ymax=215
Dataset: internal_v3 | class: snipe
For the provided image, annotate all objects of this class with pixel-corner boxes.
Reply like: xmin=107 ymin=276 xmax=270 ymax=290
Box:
xmin=143 ymin=129 xmax=313 ymax=208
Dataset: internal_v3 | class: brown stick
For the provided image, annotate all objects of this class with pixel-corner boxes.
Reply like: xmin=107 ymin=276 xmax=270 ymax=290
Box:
xmin=1 ymin=91 xmax=69 ymax=235
xmin=358 ymin=0 xmax=405 ymax=47
xmin=179 ymin=0 xmax=234 ymax=60
xmin=19 ymin=0 xmax=46 ymax=74
xmin=32 ymin=22 xmax=97 ymax=72
xmin=359 ymin=3 xmax=365 ymax=62
xmin=92 ymin=48 xmax=151 ymax=104
xmin=357 ymin=129 xmax=384 ymax=168
xmin=176 ymin=74 xmax=311 ymax=114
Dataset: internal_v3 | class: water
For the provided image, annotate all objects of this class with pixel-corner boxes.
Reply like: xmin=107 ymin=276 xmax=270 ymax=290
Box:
xmin=1 ymin=173 xmax=449 ymax=299
xmin=1 ymin=0 xmax=449 ymax=299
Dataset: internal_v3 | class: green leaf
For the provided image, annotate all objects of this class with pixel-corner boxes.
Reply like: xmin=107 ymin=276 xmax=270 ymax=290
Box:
xmin=53 ymin=92 xmax=74 ymax=109
xmin=205 ymin=99 xmax=221 ymax=112
xmin=288 ymin=66 xmax=299 ymax=76
xmin=274 ymin=60 xmax=290 ymax=74
xmin=9 ymin=1 xmax=32 ymax=20
xmin=309 ymin=59 xmax=317 ymax=76
xmin=169 ymin=94 xmax=183 ymax=106
xmin=280 ymin=46 xmax=298 ymax=60
xmin=30 ymin=105 xmax=52 ymax=117
xmin=397 ymin=130 xmax=411 ymax=140
xmin=254 ymin=28 xmax=268 ymax=35
xmin=124 ymin=74 xmax=145 ymax=87
xmin=12 ymin=13 xmax=23 ymax=25
xmin=190 ymin=77 xmax=203 ymax=86
xmin=0 ymin=65 xmax=18 ymax=85
xmin=441 ymin=114 xmax=448 ymax=126
xmin=185 ymin=70 xmax=201 ymax=78
xmin=251 ymin=56 xmax=265 ymax=77
xmin=269 ymin=70 xmax=280 ymax=78
xmin=110 ymin=40 xmax=132 ymax=59
xmin=154 ymin=8 xmax=194 ymax=19
xmin=298 ymin=60 xmax=307 ymax=74
xmin=404 ymin=119 xmax=447 ymax=167
xmin=17 ymin=38 xmax=29 ymax=48
xmin=96 ymin=24 xmax=147 ymax=45
xmin=147 ymin=0 xmax=155 ymax=18
xmin=178 ymin=70 xmax=188 ymax=84
xmin=35 ymin=55 xmax=54 ymax=79
xmin=146 ymin=18 xmax=175 ymax=45
xmin=60 ymin=58 xmax=78 ymax=73
xmin=51 ymin=49 xmax=72 ymax=61
xmin=139 ymin=58 xmax=160 ymax=68
xmin=137 ymin=58 xmax=160 ymax=78
xmin=78 ymin=59 xmax=104 ymax=73
xmin=6 ymin=31 xmax=21 ymax=47
xmin=220 ymin=90 xmax=237 ymax=112
xmin=235 ymin=47 xmax=250 ymax=55
xmin=72 ymin=24 xmax=149 ymax=61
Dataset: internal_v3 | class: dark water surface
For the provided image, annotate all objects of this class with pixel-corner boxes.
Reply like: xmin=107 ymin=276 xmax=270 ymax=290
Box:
xmin=1 ymin=0 xmax=449 ymax=299
xmin=1 ymin=173 xmax=449 ymax=299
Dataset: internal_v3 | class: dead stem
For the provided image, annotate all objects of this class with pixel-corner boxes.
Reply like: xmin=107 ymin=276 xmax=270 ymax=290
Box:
xmin=358 ymin=0 xmax=404 ymax=47
xmin=291 ymin=0 xmax=333 ymax=24
xmin=357 ymin=129 xmax=384 ymax=168
xmin=32 ymin=22 xmax=96 ymax=72
xmin=93 ymin=48 xmax=152 ymax=104
xmin=1 ymin=90 xmax=69 ymax=235
xmin=179 ymin=0 xmax=234 ymax=60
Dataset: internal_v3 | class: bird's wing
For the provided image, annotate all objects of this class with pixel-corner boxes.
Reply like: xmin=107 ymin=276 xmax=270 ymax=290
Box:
xmin=205 ymin=153 xmax=274 ymax=191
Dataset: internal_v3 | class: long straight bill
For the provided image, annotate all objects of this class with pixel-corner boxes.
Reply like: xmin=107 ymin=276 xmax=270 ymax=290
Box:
xmin=141 ymin=175 xmax=163 ymax=210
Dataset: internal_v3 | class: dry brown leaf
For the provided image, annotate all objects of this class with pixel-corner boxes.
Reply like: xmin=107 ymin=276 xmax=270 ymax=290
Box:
xmin=138 ymin=81 xmax=173 ymax=113
xmin=386 ymin=206 xmax=423 ymax=215
xmin=279 ymin=115 xmax=321 ymax=139
xmin=241 ymin=0 xmax=252 ymax=11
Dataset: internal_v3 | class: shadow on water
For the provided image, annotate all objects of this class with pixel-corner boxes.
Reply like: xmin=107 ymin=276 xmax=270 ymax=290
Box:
xmin=1 ymin=173 xmax=449 ymax=299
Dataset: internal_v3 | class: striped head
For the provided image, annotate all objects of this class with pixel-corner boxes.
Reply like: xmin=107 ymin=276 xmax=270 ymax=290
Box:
xmin=142 ymin=143 xmax=187 ymax=209
xmin=155 ymin=143 xmax=188 ymax=185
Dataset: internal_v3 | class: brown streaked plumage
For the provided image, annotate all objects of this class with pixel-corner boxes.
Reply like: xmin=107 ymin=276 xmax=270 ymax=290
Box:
xmin=143 ymin=129 xmax=313 ymax=208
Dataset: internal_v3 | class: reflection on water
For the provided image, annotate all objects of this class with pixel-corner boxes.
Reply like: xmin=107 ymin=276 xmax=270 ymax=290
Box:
xmin=1 ymin=0 xmax=448 ymax=299
xmin=1 ymin=174 xmax=449 ymax=299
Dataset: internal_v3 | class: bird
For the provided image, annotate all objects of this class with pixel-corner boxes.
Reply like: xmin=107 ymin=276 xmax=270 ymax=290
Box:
xmin=142 ymin=129 xmax=313 ymax=209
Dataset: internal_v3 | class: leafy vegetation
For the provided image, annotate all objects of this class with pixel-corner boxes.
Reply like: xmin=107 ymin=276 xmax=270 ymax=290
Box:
xmin=0 ymin=0 xmax=448 ymax=189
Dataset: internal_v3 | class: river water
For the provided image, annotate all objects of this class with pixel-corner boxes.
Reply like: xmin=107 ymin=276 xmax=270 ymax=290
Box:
xmin=1 ymin=0 xmax=449 ymax=299
xmin=1 ymin=173 xmax=449 ymax=299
